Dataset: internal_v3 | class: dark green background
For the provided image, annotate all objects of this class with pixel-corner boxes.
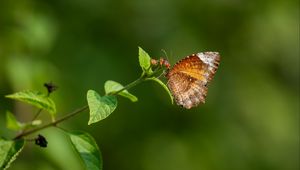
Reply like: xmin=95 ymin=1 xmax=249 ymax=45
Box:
xmin=0 ymin=0 xmax=299 ymax=170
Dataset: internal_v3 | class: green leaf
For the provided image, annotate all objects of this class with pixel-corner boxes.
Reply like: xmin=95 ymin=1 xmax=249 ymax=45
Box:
xmin=6 ymin=111 xmax=23 ymax=131
xmin=104 ymin=80 xmax=138 ymax=102
xmin=0 ymin=138 xmax=25 ymax=170
xmin=87 ymin=90 xmax=117 ymax=125
xmin=138 ymin=47 xmax=152 ymax=74
xmin=146 ymin=77 xmax=174 ymax=104
xmin=68 ymin=131 xmax=102 ymax=170
xmin=5 ymin=90 xmax=56 ymax=117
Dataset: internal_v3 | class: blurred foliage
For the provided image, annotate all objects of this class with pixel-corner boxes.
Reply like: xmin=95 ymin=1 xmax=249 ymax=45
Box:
xmin=0 ymin=0 xmax=299 ymax=170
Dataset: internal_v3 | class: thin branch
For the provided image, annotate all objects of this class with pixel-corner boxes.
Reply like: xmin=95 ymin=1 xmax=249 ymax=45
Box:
xmin=14 ymin=105 xmax=88 ymax=140
xmin=109 ymin=68 xmax=163 ymax=95
xmin=109 ymin=76 xmax=144 ymax=95
xmin=31 ymin=109 xmax=43 ymax=121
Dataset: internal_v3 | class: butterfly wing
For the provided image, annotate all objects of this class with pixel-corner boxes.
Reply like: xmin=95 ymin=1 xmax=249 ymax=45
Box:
xmin=166 ymin=52 xmax=220 ymax=109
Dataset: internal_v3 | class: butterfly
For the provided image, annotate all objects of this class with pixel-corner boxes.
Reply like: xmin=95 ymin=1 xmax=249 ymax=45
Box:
xmin=165 ymin=52 xmax=220 ymax=109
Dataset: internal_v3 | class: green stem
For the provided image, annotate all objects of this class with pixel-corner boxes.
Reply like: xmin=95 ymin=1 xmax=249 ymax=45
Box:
xmin=31 ymin=109 xmax=43 ymax=121
xmin=109 ymin=76 xmax=144 ymax=95
xmin=109 ymin=68 xmax=164 ymax=95
xmin=14 ymin=105 xmax=88 ymax=140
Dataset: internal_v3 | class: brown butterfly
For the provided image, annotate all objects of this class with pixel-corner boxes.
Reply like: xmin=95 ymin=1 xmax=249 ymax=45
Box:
xmin=165 ymin=52 xmax=220 ymax=109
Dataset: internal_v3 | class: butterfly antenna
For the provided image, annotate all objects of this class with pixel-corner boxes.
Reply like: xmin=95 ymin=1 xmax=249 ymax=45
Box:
xmin=161 ymin=49 xmax=169 ymax=61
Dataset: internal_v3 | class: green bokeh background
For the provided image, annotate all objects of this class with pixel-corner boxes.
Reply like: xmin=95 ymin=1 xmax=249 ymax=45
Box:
xmin=0 ymin=0 xmax=299 ymax=170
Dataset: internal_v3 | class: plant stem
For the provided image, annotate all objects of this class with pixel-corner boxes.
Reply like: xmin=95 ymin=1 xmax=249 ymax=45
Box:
xmin=110 ymin=76 xmax=144 ymax=95
xmin=110 ymin=68 xmax=164 ymax=95
xmin=14 ymin=105 xmax=88 ymax=140
xmin=31 ymin=109 xmax=43 ymax=121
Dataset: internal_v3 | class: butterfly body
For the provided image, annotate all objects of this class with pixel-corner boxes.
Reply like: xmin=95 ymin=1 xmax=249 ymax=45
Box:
xmin=166 ymin=52 xmax=220 ymax=109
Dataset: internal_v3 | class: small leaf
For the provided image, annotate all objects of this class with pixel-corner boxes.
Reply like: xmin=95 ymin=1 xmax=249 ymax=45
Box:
xmin=6 ymin=111 xmax=23 ymax=131
xmin=138 ymin=47 xmax=152 ymax=74
xmin=68 ymin=131 xmax=102 ymax=170
xmin=0 ymin=138 xmax=25 ymax=170
xmin=87 ymin=90 xmax=117 ymax=125
xmin=5 ymin=90 xmax=56 ymax=117
xmin=104 ymin=80 xmax=138 ymax=102
xmin=146 ymin=77 xmax=174 ymax=104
